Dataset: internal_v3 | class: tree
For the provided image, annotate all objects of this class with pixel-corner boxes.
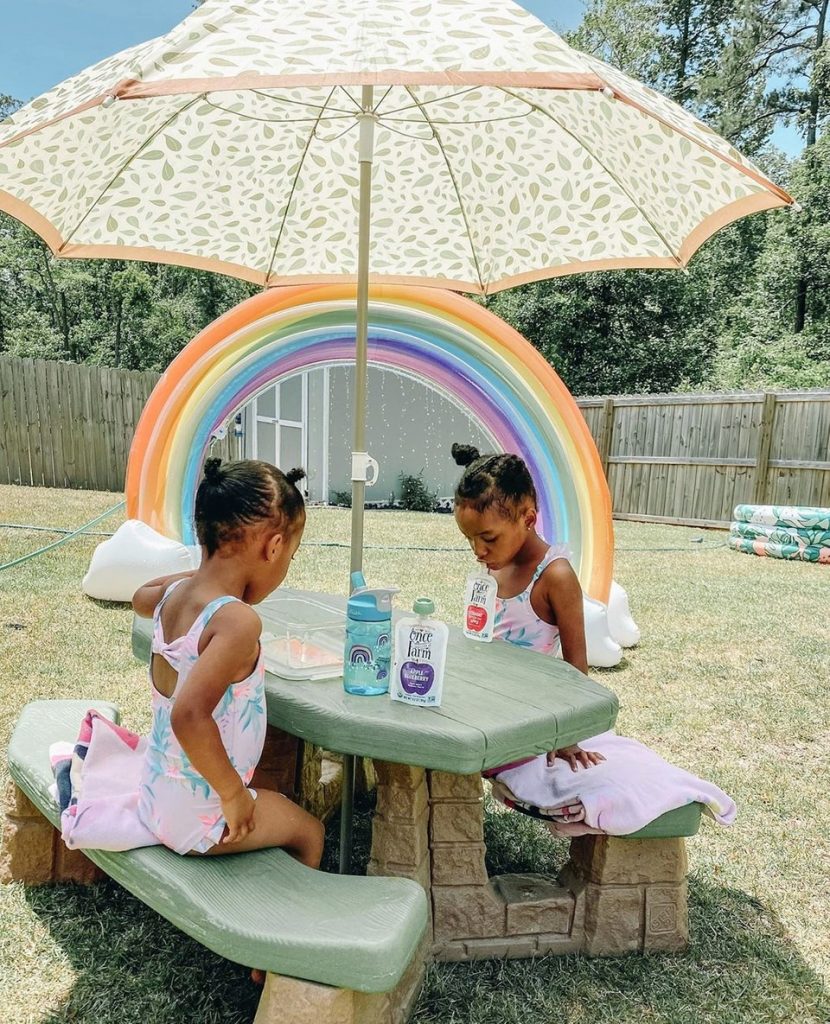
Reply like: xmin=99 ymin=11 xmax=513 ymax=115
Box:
xmin=488 ymin=268 xmax=718 ymax=395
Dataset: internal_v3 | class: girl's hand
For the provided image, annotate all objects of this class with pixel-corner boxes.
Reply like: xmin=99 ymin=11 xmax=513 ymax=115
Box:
xmin=220 ymin=785 xmax=256 ymax=844
xmin=547 ymin=745 xmax=605 ymax=771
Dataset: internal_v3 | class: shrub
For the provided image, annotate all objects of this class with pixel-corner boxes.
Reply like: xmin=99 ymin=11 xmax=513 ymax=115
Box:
xmin=398 ymin=471 xmax=436 ymax=512
xmin=330 ymin=489 xmax=352 ymax=508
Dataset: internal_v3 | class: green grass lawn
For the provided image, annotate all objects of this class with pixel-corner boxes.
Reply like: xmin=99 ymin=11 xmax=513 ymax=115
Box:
xmin=0 ymin=484 xmax=828 ymax=1024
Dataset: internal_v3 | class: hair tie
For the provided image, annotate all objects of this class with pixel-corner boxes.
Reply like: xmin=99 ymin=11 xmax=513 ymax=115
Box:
xmin=203 ymin=458 xmax=223 ymax=484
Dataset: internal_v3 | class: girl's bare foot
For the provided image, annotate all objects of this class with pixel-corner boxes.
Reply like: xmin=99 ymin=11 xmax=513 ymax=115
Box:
xmin=251 ymin=968 xmax=265 ymax=986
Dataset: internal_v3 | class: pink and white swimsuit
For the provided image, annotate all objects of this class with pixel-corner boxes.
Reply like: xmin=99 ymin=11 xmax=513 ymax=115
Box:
xmin=483 ymin=544 xmax=571 ymax=779
xmin=492 ymin=543 xmax=570 ymax=655
xmin=137 ymin=580 xmax=267 ymax=855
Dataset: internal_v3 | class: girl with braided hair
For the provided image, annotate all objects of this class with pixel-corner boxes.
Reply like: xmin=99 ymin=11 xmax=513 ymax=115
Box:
xmin=132 ymin=458 xmax=324 ymax=865
xmin=452 ymin=443 xmax=604 ymax=773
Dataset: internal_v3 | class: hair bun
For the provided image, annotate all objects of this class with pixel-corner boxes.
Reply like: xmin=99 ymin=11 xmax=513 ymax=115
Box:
xmin=203 ymin=458 xmax=223 ymax=484
xmin=451 ymin=443 xmax=480 ymax=467
xmin=285 ymin=467 xmax=306 ymax=486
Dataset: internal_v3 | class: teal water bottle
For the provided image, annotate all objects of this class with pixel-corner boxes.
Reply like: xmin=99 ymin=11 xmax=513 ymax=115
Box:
xmin=343 ymin=572 xmax=398 ymax=696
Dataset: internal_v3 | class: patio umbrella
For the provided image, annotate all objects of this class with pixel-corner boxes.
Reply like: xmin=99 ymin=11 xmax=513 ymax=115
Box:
xmin=0 ymin=0 xmax=795 ymax=868
xmin=0 ymin=0 xmax=795 ymax=571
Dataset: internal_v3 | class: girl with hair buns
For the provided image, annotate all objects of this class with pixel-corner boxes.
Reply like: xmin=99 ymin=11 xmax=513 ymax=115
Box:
xmin=132 ymin=458 xmax=324 ymax=868
xmin=451 ymin=442 xmax=604 ymax=773
xmin=452 ymin=444 xmax=737 ymax=836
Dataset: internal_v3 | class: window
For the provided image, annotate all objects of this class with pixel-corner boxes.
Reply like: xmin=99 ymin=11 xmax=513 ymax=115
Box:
xmin=250 ymin=374 xmax=308 ymax=485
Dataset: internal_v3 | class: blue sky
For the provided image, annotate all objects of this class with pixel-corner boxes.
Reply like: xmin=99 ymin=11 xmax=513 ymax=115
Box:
xmin=0 ymin=0 xmax=800 ymax=156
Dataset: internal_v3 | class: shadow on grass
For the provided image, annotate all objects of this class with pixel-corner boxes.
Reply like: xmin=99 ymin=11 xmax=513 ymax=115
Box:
xmin=592 ymin=656 xmax=632 ymax=674
xmin=25 ymin=881 xmax=262 ymax=1024
xmin=85 ymin=597 xmax=132 ymax=611
xmin=23 ymin=797 xmax=829 ymax=1024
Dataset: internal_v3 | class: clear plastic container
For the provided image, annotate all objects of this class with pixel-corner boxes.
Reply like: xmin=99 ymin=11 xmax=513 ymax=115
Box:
xmin=257 ymin=590 xmax=345 ymax=681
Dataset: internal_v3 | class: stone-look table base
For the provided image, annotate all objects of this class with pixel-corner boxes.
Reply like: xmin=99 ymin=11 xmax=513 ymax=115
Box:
xmin=369 ymin=763 xmax=689 ymax=962
xmin=253 ymin=941 xmax=427 ymax=1024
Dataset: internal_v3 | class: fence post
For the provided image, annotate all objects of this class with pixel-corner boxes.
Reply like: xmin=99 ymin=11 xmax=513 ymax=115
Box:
xmin=752 ymin=391 xmax=777 ymax=506
xmin=597 ymin=398 xmax=615 ymax=481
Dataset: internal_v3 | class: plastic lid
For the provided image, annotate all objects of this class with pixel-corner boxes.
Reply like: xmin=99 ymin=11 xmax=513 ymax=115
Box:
xmin=348 ymin=570 xmax=399 ymax=621
xmin=413 ymin=597 xmax=435 ymax=616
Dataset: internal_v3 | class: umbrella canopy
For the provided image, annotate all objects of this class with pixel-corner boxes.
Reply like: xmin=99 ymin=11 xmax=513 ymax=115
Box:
xmin=0 ymin=0 xmax=793 ymax=294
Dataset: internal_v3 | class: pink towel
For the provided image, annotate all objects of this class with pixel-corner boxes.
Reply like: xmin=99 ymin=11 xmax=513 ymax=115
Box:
xmin=495 ymin=732 xmax=737 ymax=836
xmin=50 ymin=710 xmax=160 ymax=851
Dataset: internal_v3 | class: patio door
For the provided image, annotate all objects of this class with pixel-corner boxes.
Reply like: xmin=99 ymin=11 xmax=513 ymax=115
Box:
xmin=250 ymin=374 xmax=308 ymax=487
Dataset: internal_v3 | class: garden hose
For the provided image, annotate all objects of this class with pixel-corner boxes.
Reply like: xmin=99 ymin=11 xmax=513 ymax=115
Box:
xmin=0 ymin=501 xmax=126 ymax=572
xmin=0 ymin=511 xmax=726 ymax=567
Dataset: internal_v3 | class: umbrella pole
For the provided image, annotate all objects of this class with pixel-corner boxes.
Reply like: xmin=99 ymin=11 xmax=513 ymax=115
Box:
xmin=340 ymin=84 xmax=375 ymax=875
xmin=349 ymin=83 xmax=375 ymax=576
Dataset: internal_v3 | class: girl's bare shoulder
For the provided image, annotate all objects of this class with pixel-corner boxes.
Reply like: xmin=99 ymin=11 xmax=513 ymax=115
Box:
xmin=539 ymin=556 xmax=582 ymax=602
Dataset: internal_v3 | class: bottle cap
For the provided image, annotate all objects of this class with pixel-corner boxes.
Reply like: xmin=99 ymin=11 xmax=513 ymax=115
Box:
xmin=413 ymin=597 xmax=435 ymax=616
xmin=348 ymin=571 xmax=399 ymax=621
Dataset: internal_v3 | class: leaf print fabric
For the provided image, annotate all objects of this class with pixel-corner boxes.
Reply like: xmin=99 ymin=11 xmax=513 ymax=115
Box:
xmin=0 ymin=0 xmax=792 ymax=294
xmin=137 ymin=581 xmax=267 ymax=854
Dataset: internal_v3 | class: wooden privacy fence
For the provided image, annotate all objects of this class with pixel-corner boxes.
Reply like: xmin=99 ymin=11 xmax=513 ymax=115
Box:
xmin=1 ymin=355 xmax=828 ymax=526
xmin=0 ymin=357 xmax=159 ymax=494
xmin=578 ymin=390 xmax=830 ymax=527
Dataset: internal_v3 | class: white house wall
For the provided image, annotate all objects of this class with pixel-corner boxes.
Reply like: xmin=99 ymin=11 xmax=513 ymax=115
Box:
xmin=239 ymin=365 xmax=493 ymax=503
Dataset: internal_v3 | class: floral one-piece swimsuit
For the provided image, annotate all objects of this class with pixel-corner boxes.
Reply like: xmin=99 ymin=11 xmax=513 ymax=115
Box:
xmin=137 ymin=579 xmax=266 ymax=854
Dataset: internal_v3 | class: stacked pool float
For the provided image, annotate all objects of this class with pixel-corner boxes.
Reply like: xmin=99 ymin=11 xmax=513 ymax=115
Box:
xmin=729 ymin=505 xmax=830 ymax=563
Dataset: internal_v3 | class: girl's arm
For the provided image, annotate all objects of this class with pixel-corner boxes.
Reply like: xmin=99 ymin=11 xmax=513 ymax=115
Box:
xmin=543 ymin=560 xmax=603 ymax=770
xmin=545 ymin=560 xmax=588 ymax=674
xmin=170 ymin=603 xmax=262 ymax=844
xmin=132 ymin=570 xmax=196 ymax=618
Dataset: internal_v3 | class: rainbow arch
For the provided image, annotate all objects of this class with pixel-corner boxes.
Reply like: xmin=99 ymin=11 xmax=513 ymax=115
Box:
xmin=126 ymin=285 xmax=614 ymax=601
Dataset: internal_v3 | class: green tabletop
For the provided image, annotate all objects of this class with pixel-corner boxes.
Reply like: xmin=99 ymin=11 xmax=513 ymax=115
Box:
xmin=133 ymin=591 xmax=618 ymax=775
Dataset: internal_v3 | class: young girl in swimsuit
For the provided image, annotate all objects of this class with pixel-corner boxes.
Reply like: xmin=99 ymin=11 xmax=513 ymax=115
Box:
xmin=132 ymin=458 xmax=324 ymax=865
xmin=451 ymin=443 xmax=604 ymax=774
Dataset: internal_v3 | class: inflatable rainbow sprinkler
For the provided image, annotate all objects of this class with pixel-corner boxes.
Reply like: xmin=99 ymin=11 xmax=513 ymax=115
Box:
xmin=119 ymin=285 xmax=639 ymax=664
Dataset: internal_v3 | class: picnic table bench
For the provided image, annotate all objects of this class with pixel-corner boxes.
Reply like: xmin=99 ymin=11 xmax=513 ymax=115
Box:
xmin=4 ymin=592 xmax=704 ymax=1024
xmin=2 ymin=700 xmax=428 ymax=1024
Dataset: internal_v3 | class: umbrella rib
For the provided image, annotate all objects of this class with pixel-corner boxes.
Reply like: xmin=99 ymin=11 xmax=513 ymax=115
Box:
xmin=263 ymin=87 xmax=340 ymax=287
xmin=203 ymin=97 xmax=352 ymax=124
xmin=249 ymin=89 xmax=358 ymax=116
xmin=384 ymin=112 xmax=533 ymax=126
xmin=338 ymin=87 xmax=365 ymax=113
xmin=372 ymin=85 xmax=395 ymax=113
xmin=57 ymin=94 xmax=205 ymax=254
xmin=498 ymin=86 xmax=683 ymax=266
xmin=380 ymin=87 xmax=481 ymax=118
xmin=402 ymin=85 xmax=486 ymax=295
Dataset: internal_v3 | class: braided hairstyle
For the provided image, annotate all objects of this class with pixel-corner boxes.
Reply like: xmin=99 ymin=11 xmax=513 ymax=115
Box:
xmin=451 ymin=443 xmax=537 ymax=519
xmin=195 ymin=458 xmax=306 ymax=557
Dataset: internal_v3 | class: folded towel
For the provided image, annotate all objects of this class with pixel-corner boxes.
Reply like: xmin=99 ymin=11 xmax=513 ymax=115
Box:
xmin=50 ymin=710 xmax=160 ymax=851
xmin=494 ymin=732 xmax=736 ymax=836
xmin=490 ymin=779 xmax=587 ymax=823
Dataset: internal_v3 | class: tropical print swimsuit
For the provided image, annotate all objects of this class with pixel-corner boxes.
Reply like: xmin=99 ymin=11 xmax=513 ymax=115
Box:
xmin=493 ymin=543 xmax=571 ymax=654
xmin=137 ymin=579 xmax=266 ymax=855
